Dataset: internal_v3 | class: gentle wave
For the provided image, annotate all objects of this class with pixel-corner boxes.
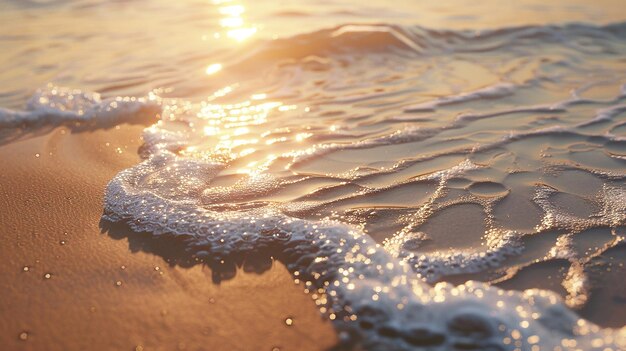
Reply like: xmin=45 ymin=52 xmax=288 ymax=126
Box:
xmin=230 ymin=22 xmax=626 ymax=64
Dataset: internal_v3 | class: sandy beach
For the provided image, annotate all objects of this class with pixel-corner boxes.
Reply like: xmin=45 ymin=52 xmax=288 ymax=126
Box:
xmin=0 ymin=125 xmax=337 ymax=350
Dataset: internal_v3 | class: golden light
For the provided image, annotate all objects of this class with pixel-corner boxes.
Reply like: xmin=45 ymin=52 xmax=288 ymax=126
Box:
xmin=251 ymin=93 xmax=267 ymax=100
xmin=220 ymin=17 xmax=244 ymax=27
xmin=203 ymin=126 xmax=220 ymax=136
xmin=238 ymin=148 xmax=256 ymax=157
xmin=232 ymin=127 xmax=250 ymax=136
xmin=278 ymin=104 xmax=296 ymax=112
xmin=227 ymin=27 xmax=257 ymax=42
xmin=295 ymin=133 xmax=312 ymax=142
xmin=219 ymin=5 xmax=245 ymax=16
xmin=214 ymin=2 xmax=257 ymax=42
xmin=194 ymin=91 xmax=291 ymax=176
xmin=266 ymin=137 xmax=287 ymax=145
xmin=206 ymin=63 xmax=223 ymax=75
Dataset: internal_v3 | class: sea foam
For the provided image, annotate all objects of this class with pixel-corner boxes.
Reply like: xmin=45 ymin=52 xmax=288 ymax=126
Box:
xmin=100 ymin=95 xmax=625 ymax=350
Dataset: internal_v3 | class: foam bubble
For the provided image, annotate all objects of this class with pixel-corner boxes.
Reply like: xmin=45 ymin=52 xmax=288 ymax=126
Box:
xmin=0 ymin=84 xmax=161 ymax=131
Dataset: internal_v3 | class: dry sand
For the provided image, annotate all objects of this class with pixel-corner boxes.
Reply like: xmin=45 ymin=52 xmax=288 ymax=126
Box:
xmin=0 ymin=125 xmax=337 ymax=350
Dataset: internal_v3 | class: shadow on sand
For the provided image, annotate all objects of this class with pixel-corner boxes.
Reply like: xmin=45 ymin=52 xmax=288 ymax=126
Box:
xmin=100 ymin=218 xmax=285 ymax=284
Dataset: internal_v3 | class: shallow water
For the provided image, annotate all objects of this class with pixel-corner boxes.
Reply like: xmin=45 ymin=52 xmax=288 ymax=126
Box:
xmin=2 ymin=0 xmax=626 ymax=350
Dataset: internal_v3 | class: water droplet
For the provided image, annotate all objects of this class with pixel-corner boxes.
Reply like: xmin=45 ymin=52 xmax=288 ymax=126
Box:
xmin=121 ymin=265 xmax=126 ymax=270
xmin=285 ymin=317 xmax=294 ymax=326
xmin=59 ymin=240 xmax=66 ymax=245
xmin=44 ymin=273 xmax=52 ymax=279
xmin=35 ymin=153 xmax=40 ymax=158
xmin=19 ymin=332 xmax=28 ymax=341
xmin=23 ymin=266 xmax=30 ymax=272
xmin=154 ymin=266 xmax=160 ymax=271
xmin=115 ymin=280 xmax=122 ymax=286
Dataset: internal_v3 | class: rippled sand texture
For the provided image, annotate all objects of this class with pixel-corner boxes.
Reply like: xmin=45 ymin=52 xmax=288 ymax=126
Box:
xmin=100 ymin=24 xmax=626 ymax=349
xmin=2 ymin=0 xmax=626 ymax=350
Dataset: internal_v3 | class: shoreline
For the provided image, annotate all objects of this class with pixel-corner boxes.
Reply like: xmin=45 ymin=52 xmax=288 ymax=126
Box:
xmin=0 ymin=125 xmax=337 ymax=350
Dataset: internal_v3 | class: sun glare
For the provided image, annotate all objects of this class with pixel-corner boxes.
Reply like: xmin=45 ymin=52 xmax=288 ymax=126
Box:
xmin=206 ymin=63 xmax=223 ymax=75
xmin=216 ymin=2 xmax=257 ymax=42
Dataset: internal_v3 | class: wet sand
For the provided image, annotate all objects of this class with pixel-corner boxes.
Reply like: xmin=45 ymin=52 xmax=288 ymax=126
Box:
xmin=0 ymin=125 xmax=337 ymax=350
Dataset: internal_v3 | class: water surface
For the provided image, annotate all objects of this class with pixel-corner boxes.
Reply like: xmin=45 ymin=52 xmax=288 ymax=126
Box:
xmin=2 ymin=1 xmax=626 ymax=350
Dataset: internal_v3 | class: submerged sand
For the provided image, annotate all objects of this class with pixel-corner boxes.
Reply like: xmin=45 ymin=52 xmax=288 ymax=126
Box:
xmin=1 ymin=115 xmax=625 ymax=350
xmin=0 ymin=125 xmax=337 ymax=350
